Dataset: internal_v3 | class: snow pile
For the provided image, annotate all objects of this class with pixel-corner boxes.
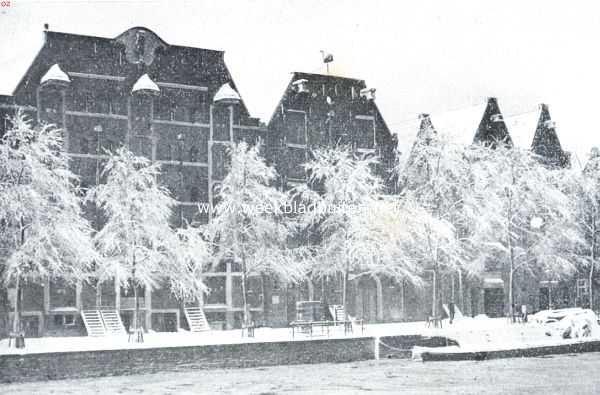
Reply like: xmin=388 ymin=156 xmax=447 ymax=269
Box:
xmin=532 ymin=308 xmax=600 ymax=339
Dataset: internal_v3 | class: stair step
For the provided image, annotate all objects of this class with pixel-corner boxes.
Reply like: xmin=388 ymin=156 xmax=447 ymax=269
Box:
xmin=184 ymin=307 xmax=210 ymax=332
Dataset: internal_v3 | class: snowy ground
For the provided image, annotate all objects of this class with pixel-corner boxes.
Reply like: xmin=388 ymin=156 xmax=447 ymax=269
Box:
xmin=4 ymin=352 xmax=600 ymax=394
xmin=1 ymin=316 xmax=594 ymax=355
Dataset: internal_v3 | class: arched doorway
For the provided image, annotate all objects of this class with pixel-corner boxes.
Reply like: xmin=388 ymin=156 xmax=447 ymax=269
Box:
xmin=355 ymin=276 xmax=380 ymax=323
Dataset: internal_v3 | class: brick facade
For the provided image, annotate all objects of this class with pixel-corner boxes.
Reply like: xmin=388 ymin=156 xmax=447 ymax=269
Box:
xmin=1 ymin=27 xmax=266 ymax=335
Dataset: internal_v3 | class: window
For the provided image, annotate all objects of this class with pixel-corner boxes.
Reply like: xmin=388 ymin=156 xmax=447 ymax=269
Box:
xmin=577 ymin=279 xmax=589 ymax=298
xmin=49 ymin=279 xmax=77 ymax=309
xmin=287 ymin=147 xmax=306 ymax=180
xmin=213 ymin=106 xmax=230 ymax=141
xmin=355 ymin=116 xmax=376 ymax=150
xmin=80 ymin=137 xmax=89 ymax=154
xmin=189 ymin=146 xmax=199 ymax=162
xmin=64 ymin=314 xmax=75 ymax=325
xmin=120 ymin=279 xmax=145 ymax=298
xmin=190 ymin=186 xmax=200 ymax=202
xmin=212 ymin=145 xmax=230 ymax=180
xmin=53 ymin=314 xmax=75 ymax=327
xmin=109 ymin=92 xmax=126 ymax=115
xmin=205 ymin=276 xmax=226 ymax=305
xmin=285 ymin=110 xmax=307 ymax=145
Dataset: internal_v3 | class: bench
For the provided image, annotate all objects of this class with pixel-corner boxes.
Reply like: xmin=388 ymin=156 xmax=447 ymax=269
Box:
xmin=290 ymin=319 xmax=364 ymax=338
xmin=290 ymin=320 xmax=335 ymax=338
xmin=426 ymin=316 xmax=443 ymax=328
xmin=128 ymin=327 xmax=144 ymax=342
xmin=329 ymin=304 xmax=365 ymax=335
xmin=241 ymin=322 xmax=255 ymax=338
xmin=8 ymin=331 xmax=25 ymax=348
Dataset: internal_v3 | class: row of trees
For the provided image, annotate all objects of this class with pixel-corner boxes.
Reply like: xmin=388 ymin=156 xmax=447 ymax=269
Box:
xmin=0 ymin=114 xmax=209 ymax=343
xmin=2 ymin=112 xmax=600 ymax=343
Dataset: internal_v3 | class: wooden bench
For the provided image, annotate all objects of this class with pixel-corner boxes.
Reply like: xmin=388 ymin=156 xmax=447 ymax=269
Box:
xmin=290 ymin=319 xmax=364 ymax=338
xmin=8 ymin=331 xmax=25 ymax=348
xmin=290 ymin=320 xmax=335 ymax=338
xmin=241 ymin=322 xmax=255 ymax=338
xmin=128 ymin=327 xmax=144 ymax=342
xmin=329 ymin=305 xmax=365 ymax=335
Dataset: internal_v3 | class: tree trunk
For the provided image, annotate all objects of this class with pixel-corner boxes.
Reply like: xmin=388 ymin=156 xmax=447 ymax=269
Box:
xmin=240 ymin=270 xmax=249 ymax=326
xmin=508 ymin=268 xmax=514 ymax=322
xmin=12 ymin=274 xmax=20 ymax=334
xmin=431 ymin=268 xmax=437 ymax=317
xmin=590 ymin=216 xmax=595 ymax=310
xmin=12 ymin=216 xmax=26 ymax=343
xmin=131 ymin=250 xmax=142 ymax=342
xmin=133 ymin=281 xmax=139 ymax=332
xmin=457 ymin=270 xmax=463 ymax=312
xmin=240 ymin=252 xmax=250 ymax=327
xmin=342 ymin=262 xmax=350 ymax=320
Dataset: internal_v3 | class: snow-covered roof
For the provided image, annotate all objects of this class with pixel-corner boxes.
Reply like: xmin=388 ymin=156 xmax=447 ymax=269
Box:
xmin=213 ymin=82 xmax=241 ymax=104
xmin=131 ymin=74 xmax=160 ymax=94
xmin=0 ymin=32 xmax=44 ymax=96
xmin=428 ymin=103 xmax=487 ymax=146
xmin=504 ymin=108 xmax=541 ymax=150
xmin=40 ymin=64 xmax=70 ymax=85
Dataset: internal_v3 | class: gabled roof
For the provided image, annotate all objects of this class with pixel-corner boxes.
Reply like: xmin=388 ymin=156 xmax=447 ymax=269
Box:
xmin=131 ymin=74 xmax=160 ymax=94
xmin=213 ymin=82 xmax=241 ymax=104
xmin=266 ymin=71 xmax=392 ymax=138
xmin=40 ymin=64 xmax=70 ymax=85
xmin=473 ymin=97 xmax=512 ymax=148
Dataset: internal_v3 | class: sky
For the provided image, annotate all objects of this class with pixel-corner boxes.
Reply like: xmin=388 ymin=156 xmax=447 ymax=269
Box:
xmin=1 ymin=0 xmax=599 ymax=164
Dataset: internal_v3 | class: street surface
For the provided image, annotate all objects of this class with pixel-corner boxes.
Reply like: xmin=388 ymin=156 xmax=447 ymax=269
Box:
xmin=4 ymin=351 xmax=600 ymax=394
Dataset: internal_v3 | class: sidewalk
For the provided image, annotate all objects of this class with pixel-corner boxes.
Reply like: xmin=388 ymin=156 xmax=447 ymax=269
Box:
xmin=0 ymin=316 xmax=564 ymax=356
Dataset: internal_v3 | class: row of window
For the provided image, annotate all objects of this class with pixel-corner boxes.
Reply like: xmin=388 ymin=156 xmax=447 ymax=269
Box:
xmin=285 ymin=110 xmax=376 ymax=149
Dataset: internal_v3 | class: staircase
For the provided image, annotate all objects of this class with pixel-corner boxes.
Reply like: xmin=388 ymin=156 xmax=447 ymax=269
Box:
xmin=80 ymin=310 xmax=126 ymax=337
xmin=184 ymin=306 xmax=210 ymax=332
xmin=81 ymin=310 xmax=107 ymax=337
xmin=100 ymin=310 xmax=126 ymax=335
xmin=329 ymin=305 xmax=346 ymax=323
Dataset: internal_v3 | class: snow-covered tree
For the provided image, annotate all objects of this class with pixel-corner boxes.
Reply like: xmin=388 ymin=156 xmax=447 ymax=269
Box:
xmin=294 ymin=146 xmax=427 ymax=317
xmin=89 ymin=147 xmax=208 ymax=340
xmin=572 ymin=147 xmax=600 ymax=308
xmin=399 ymin=125 xmax=479 ymax=316
xmin=208 ymin=141 xmax=301 ymax=326
xmin=0 ymin=113 xmax=96 ymax=340
xmin=468 ymin=144 xmax=583 ymax=317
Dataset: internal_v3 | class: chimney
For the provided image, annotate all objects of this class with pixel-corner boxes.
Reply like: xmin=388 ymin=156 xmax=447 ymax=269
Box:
xmin=44 ymin=23 xmax=49 ymax=31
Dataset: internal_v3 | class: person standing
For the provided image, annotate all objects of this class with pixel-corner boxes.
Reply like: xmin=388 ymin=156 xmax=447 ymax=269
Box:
xmin=521 ymin=303 xmax=528 ymax=323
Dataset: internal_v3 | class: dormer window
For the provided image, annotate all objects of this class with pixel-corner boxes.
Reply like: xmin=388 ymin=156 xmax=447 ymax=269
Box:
xmin=292 ymin=79 xmax=309 ymax=94
xmin=544 ymin=120 xmax=556 ymax=129
xmin=360 ymin=88 xmax=376 ymax=101
xmin=490 ymin=114 xmax=504 ymax=123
